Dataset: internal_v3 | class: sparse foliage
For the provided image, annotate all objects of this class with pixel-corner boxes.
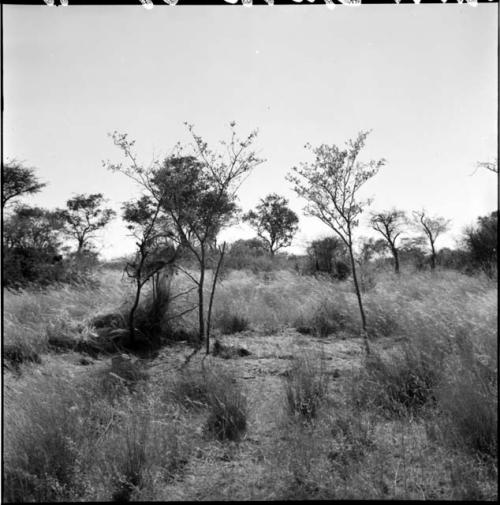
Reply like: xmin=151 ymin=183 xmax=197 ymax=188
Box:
xmin=370 ymin=209 xmax=407 ymax=273
xmin=60 ymin=193 xmax=116 ymax=253
xmin=107 ymin=122 xmax=263 ymax=354
xmin=287 ymin=131 xmax=385 ymax=354
xmin=244 ymin=193 xmax=299 ymax=256
xmin=412 ymin=210 xmax=450 ymax=270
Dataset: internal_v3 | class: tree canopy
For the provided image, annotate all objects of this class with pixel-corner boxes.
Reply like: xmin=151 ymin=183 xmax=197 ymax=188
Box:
xmin=412 ymin=210 xmax=450 ymax=270
xmin=60 ymin=193 xmax=116 ymax=253
xmin=243 ymin=194 xmax=299 ymax=256
xmin=287 ymin=130 xmax=385 ymax=354
xmin=2 ymin=160 xmax=47 ymax=209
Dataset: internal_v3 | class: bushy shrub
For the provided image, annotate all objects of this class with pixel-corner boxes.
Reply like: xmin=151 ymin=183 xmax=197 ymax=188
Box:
xmin=294 ymin=299 xmax=353 ymax=338
xmin=464 ymin=211 xmax=497 ymax=278
xmin=305 ymin=236 xmax=350 ymax=279
xmin=131 ymin=289 xmax=172 ymax=348
xmin=312 ymin=302 xmax=348 ymax=338
xmin=217 ymin=312 xmax=250 ymax=335
xmin=3 ymin=247 xmax=100 ymax=290
xmin=90 ymin=282 xmax=173 ymax=352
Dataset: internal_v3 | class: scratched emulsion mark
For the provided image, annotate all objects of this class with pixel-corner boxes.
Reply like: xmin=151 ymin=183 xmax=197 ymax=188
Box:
xmin=42 ymin=0 xmax=488 ymax=7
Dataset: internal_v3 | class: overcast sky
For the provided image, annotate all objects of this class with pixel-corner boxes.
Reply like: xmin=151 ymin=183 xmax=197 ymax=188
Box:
xmin=3 ymin=3 xmax=498 ymax=259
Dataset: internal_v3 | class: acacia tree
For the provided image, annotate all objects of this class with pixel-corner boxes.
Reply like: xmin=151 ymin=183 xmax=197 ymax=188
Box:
xmin=412 ymin=210 xmax=450 ymax=270
xmin=60 ymin=193 xmax=116 ymax=253
xmin=287 ymin=131 xmax=385 ymax=355
xmin=2 ymin=159 xmax=46 ymax=209
xmin=107 ymin=122 xmax=263 ymax=354
xmin=243 ymin=193 xmax=299 ymax=256
xmin=370 ymin=209 xmax=407 ymax=274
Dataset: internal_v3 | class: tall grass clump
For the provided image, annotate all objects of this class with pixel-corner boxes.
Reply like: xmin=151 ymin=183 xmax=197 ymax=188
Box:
xmin=205 ymin=376 xmax=248 ymax=442
xmin=434 ymin=331 xmax=497 ymax=461
xmin=170 ymin=365 xmax=248 ymax=441
xmin=3 ymin=374 xmax=98 ymax=502
xmin=216 ymin=309 xmax=250 ymax=335
xmin=99 ymin=395 xmax=192 ymax=502
xmin=284 ymin=352 xmax=329 ymax=421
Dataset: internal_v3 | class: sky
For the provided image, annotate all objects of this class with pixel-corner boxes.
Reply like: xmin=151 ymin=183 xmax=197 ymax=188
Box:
xmin=3 ymin=2 xmax=498 ymax=259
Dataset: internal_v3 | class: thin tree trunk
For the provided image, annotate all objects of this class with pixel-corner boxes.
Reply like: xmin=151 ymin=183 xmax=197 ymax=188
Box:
xmin=206 ymin=242 xmax=226 ymax=354
xmin=392 ymin=246 xmax=400 ymax=274
xmin=347 ymin=239 xmax=370 ymax=356
xmin=430 ymin=241 xmax=436 ymax=270
xmin=128 ymin=279 xmax=142 ymax=345
xmin=198 ymin=247 xmax=206 ymax=348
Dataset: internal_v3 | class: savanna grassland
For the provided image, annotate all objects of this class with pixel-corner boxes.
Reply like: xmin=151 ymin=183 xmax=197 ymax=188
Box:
xmin=2 ymin=263 xmax=498 ymax=502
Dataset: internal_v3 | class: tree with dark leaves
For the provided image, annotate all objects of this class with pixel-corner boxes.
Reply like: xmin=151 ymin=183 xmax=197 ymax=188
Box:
xmin=2 ymin=159 xmax=46 ymax=209
xmin=464 ymin=211 xmax=497 ymax=277
xmin=244 ymin=194 xmax=299 ymax=256
xmin=60 ymin=193 xmax=116 ymax=253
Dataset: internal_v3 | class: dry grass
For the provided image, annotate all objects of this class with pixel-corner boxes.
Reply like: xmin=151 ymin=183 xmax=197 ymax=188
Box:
xmin=3 ymin=361 xmax=197 ymax=502
xmin=284 ymin=351 xmax=329 ymax=421
xmin=2 ymin=266 xmax=497 ymax=501
xmin=169 ymin=364 xmax=248 ymax=442
xmin=3 ymin=269 xmax=130 ymax=367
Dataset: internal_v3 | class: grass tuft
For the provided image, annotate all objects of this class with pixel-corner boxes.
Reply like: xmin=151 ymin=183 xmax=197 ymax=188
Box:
xmin=284 ymin=352 xmax=329 ymax=421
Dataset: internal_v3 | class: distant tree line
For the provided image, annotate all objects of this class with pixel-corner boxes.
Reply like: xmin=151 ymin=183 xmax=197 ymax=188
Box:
xmin=2 ymin=133 xmax=496 ymax=357
xmin=2 ymin=159 xmax=115 ymax=288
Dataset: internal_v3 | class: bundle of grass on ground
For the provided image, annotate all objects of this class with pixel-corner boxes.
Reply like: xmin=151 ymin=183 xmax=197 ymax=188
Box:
xmin=170 ymin=364 xmax=248 ymax=441
xmin=284 ymin=351 xmax=329 ymax=421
